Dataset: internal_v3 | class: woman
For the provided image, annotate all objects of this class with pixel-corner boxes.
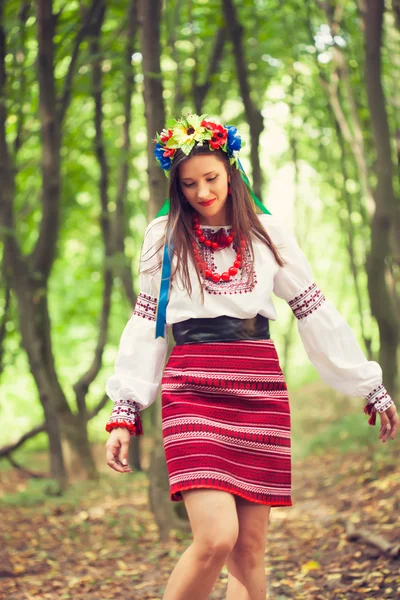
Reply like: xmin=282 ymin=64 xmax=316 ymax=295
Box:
xmin=104 ymin=114 xmax=398 ymax=600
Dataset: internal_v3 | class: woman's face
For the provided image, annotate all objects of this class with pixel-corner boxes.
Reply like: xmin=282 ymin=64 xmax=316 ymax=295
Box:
xmin=178 ymin=154 xmax=230 ymax=226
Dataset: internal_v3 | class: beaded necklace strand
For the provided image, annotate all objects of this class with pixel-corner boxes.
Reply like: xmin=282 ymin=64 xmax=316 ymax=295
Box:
xmin=191 ymin=214 xmax=245 ymax=283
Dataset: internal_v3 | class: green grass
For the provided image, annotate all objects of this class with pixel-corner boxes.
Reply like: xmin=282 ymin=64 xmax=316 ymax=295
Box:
xmin=0 ymin=469 xmax=147 ymax=508
xmin=293 ymin=412 xmax=374 ymax=459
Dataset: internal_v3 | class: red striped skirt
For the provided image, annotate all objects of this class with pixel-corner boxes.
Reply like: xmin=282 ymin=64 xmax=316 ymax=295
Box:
xmin=161 ymin=339 xmax=292 ymax=507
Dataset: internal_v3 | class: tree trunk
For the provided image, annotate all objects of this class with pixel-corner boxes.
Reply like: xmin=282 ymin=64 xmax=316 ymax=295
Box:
xmin=148 ymin=436 xmax=190 ymax=541
xmin=0 ymin=5 xmax=67 ymax=487
xmin=137 ymin=0 xmax=167 ymax=221
xmin=8 ymin=257 xmax=68 ymax=488
xmin=192 ymin=27 xmax=226 ymax=114
xmin=334 ymin=122 xmax=373 ymax=359
xmin=307 ymin=0 xmax=398 ymax=390
xmin=360 ymin=0 xmax=399 ymax=396
xmin=0 ymin=0 xmax=101 ymax=486
xmin=222 ymin=0 xmax=264 ymax=200
xmin=138 ymin=0 xmax=183 ymax=538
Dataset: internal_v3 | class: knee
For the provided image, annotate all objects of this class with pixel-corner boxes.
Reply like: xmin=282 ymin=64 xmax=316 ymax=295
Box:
xmin=229 ymin=534 xmax=267 ymax=570
xmin=194 ymin=530 xmax=238 ymax=564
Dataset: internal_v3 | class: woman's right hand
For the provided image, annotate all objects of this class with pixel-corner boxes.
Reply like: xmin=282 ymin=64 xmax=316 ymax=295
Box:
xmin=105 ymin=427 xmax=133 ymax=473
xmin=379 ymin=404 xmax=399 ymax=443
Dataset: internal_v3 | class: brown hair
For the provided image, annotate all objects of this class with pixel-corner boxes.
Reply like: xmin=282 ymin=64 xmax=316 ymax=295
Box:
xmin=142 ymin=145 xmax=285 ymax=301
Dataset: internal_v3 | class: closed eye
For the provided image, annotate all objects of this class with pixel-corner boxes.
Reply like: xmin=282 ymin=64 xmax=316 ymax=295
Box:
xmin=183 ymin=175 xmax=218 ymax=188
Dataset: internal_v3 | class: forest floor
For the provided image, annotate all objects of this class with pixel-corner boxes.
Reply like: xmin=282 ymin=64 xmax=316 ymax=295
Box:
xmin=0 ymin=436 xmax=399 ymax=600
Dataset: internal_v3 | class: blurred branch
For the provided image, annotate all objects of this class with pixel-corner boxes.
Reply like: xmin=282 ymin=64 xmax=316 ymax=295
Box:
xmin=4 ymin=454 xmax=47 ymax=478
xmin=87 ymin=394 xmax=109 ymax=419
xmin=137 ymin=0 xmax=167 ymax=219
xmin=305 ymin=0 xmax=371 ymax=225
xmin=58 ymin=0 xmax=101 ymax=125
xmin=0 ymin=394 xmax=109 ymax=459
xmin=0 ymin=2 xmax=19 ymax=253
xmin=14 ymin=1 xmax=31 ymax=155
xmin=88 ymin=0 xmax=109 ymax=247
xmin=73 ymin=0 xmax=111 ymax=416
xmin=168 ymin=0 xmax=185 ymax=113
xmin=334 ymin=120 xmax=373 ymax=358
xmin=0 ymin=11 xmax=9 ymax=247
xmin=73 ymin=269 xmax=113 ymax=417
xmin=32 ymin=0 xmax=100 ymax=279
xmin=0 ymin=275 xmax=11 ymax=377
xmin=0 ymin=3 xmax=8 ymax=161
xmin=0 ymin=424 xmax=46 ymax=458
xmin=192 ymin=26 xmax=226 ymax=114
xmin=31 ymin=0 xmax=60 ymax=279
xmin=166 ymin=0 xmax=184 ymax=47
xmin=393 ymin=0 xmax=400 ymax=31
xmin=114 ymin=0 xmax=137 ymax=307
xmin=344 ymin=519 xmax=400 ymax=557
xmin=222 ymin=0 xmax=264 ymax=199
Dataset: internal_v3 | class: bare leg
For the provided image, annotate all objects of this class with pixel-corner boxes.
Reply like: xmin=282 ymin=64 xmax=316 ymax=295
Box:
xmin=162 ymin=489 xmax=239 ymax=600
xmin=225 ymin=497 xmax=271 ymax=600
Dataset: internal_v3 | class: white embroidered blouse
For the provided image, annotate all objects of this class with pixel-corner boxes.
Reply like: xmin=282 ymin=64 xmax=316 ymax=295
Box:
xmin=105 ymin=213 xmax=394 ymax=434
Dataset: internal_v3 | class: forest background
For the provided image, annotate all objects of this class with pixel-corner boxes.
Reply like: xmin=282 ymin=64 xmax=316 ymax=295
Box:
xmin=0 ymin=0 xmax=399 ymax=536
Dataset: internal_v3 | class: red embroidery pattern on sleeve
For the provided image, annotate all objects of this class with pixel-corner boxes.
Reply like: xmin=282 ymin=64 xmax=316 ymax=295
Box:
xmin=105 ymin=398 xmax=143 ymax=436
xmin=288 ymin=283 xmax=326 ymax=320
xmin=365 ymin=384 xmax=393 ymax=413
xmin=133 ymin=292 xmax=157 ymax=321
xmin=363 ymin=384 xmax=394 ymax=426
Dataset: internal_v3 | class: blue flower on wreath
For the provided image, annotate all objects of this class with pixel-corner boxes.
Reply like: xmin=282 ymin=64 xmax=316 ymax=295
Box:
xmin=226 ymin=125 xmax=242 ymax=156
xmin=154 ymin=143 xmax=172 ymax=171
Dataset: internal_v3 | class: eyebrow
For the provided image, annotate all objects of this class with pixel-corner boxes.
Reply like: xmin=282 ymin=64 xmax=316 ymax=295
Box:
xmin=180 ymin=171 xmax=217 ymax=181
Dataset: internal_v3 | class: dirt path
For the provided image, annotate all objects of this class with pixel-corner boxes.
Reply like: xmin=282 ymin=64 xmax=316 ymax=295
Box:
xmin=0 ymin=445 xmax=398 ymax=600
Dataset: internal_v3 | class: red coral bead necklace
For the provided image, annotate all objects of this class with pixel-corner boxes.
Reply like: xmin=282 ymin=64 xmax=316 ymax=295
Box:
xmin=192 ymin=214 xmax=245 ymax=283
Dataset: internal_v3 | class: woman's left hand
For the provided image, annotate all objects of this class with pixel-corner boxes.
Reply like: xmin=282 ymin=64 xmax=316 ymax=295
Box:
xmin=378 ymin=404 xmax=399 ymax=443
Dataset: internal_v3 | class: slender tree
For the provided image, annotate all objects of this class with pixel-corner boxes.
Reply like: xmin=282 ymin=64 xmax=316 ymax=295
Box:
xmin=0 ymin=0 xmax=101 ymax=487
xmin=222 ymin=0 xmax=265 ymax=200
xmin=137 ymin=0 xmax=189 ymax=539
xmin=359 ymin=0 xmax=399 ymax=396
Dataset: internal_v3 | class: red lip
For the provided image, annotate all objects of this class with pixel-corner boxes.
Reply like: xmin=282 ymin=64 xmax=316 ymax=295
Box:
xmin=199 ymin=198 xmax=216 ymax=206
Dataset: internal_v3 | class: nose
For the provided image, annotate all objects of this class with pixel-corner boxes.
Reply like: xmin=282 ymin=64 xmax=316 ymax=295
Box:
xmin=197 ymin=182 xmax=213 ymax=200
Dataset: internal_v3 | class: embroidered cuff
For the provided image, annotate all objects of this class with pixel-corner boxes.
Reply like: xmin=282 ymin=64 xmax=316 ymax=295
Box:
xmin=105 ymin=399 xmax=144 ymax=436
xmin=363 ymin=384 xmax=394 ymax=426
xmin=133 ymin=292 xmax=157 ymax=321
xmin=288 ymin=283 xmax=326 ymax=320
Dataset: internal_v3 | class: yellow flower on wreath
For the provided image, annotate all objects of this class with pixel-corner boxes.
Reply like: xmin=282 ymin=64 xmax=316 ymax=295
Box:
xmin=165 ymin=113 xmax=213 ymax=155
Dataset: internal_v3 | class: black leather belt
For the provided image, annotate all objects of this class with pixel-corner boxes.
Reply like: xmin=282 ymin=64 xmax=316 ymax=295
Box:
xmin=172 ymin=314 xmax=270 ymax=345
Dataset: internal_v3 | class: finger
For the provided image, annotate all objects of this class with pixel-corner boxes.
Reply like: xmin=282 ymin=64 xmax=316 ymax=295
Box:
xmin=106 ymin=443 xmax=132 ymax=473
xmin=107 ymin=449 xmax=132 ymax=473
xmin=107 ymin=458 xmax=132 ymax=473
xmin=389 ymin=417 xmax=399 ymax=440
xmin=105 ymin=442 xmax=120 ymax=464
xmin=378 ymin=413 xmax=389 ymax=440
xmin=112 ymin=450 xmax=132 ymax=472
xmin=120 ymin=440 xmax=130 ymax=466
xmin=379 ymin=418 xmax=392 ymax=443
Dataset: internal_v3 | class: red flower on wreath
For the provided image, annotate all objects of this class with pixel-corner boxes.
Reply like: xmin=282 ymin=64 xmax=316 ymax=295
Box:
xmin=160 ymin=128 xmax=173 ymax=143
xmin=201 ymin=120 xmax=228 ymax=149
xmin=201 ymin=120 xmax=218 ymax=130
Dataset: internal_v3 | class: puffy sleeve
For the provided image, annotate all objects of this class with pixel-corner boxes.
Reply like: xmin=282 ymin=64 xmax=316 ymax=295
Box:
xmin=266 ymin=214 xmax=395 ymax=425
xmin=105 ymin=218 xmax=169 ymax=436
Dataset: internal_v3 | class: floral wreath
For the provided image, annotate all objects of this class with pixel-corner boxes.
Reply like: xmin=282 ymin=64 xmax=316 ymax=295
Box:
xmin=153 ymin=113 xmax=243 ymax=176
